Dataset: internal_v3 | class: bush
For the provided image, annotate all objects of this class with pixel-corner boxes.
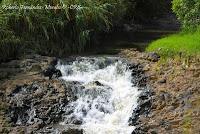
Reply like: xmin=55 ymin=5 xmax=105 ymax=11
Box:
xmin=172 ymin=0 xmax=200 ymax=31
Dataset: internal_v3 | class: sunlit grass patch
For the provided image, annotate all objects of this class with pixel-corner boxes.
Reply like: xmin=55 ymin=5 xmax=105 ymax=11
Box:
xmin=146 ymin=31 xmax=200 ymax=58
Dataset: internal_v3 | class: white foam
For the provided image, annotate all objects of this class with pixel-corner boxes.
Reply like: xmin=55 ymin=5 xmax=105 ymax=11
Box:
xmin=56 ymin=58 xmax=140 ymax=134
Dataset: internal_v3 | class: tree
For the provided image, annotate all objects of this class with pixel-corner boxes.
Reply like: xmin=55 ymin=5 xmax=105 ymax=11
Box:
xmin=172 ymin=0 xmax=200 ymax=31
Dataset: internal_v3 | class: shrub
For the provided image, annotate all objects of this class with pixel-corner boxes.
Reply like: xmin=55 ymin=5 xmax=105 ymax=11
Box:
xmin=172 ymin=0 xmax=200 ymax=31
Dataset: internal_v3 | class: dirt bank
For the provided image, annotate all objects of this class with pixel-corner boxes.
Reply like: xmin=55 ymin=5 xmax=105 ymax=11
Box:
xmin=121 ymin=49 xmax=200 ymax=134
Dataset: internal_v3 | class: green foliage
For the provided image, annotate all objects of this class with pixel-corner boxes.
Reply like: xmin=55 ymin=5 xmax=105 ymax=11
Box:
xmin=146 ymin=31 xmax=200 ymax=58
xmin=172 ymin=0 xmax=200 ymax=31
xmin=0 ymin=0 xmax=130 ymax=60
xmin=149 ymin=0 xmax=200 ymax=60
xmin=0 ymin=26 xmax=22 ymax=61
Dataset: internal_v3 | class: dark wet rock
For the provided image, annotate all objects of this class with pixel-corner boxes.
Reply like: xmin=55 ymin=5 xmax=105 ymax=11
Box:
xmin=159 ymin=91 xmax=172 ymax=102
xmin=50 ymin=58 xmax=59 ymax=66
xmin=0 ymin=91 xmax=5 ymax=99
xmin=94 ymin=81 xmax=104 ymax=86
xmin=1 ymin=54 xmax=154 ymax=134
xmin=137 ymin=76 xmax=147 ymax=87
xmin=43 ymin=66 xmax=62 ymax=79
xmin=72 ymin=120 xmax=82 ymax=125
xmin=6 ymin=80 xmax=71 ymax=132
xmin=138 ymin=90 xmax=153 ymax=100
xmin=62 ymin=128 xmax=83 ymax=134
xmin=132 ymin=125 xmax=148 ymax=134
xmin=147 ymin=52 xmax=160 ymax=62
xmin=129 ymin=88 xmax=153 ymax=126
xmin=128 ymin=62 xmax=153 ymax=132
xmin=9 ymin=85 xmax=25 ymax=96
xmin=128 ymin=63 xmax=147 ymax=87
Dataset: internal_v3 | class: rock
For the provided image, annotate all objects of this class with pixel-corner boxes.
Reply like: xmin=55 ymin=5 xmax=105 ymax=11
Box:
xmin=72 ymin=120 xmax=82 ymax=125
xmin=147 ymin=52 xmax=160 ymax=62
xmin=6 ymin=80 xmax=69 ymax=131
xmin=143 ymin=64 xmax=150 ymax=71
xmin=10 ymin=85 xmax=23 ymax=95
xmin=139 ymin=93 xmax=149 ymax=100
xmin=42 ymin=58 xmax=62 ymax=79
xmin=94 ymin=81 xmax=104 ymax=86
xmin=0 ymin=91 xmax=5 ymax=100
xmin=150 ymin=130 xmax=158 ymax=134
xmin=43 ymin=66 xmax=62 ymax=79
xmin=158 ymin=79 xmax=166 ymax=84
xmin=33 ymin=119 xmax=45 ymax=130
xmin=129 ymin=97 xmax=152 ymax=126
xmin=29 ymin=65 xmax=42 ymax=72
xmin=193 ymin=72 xmax=200 ymax=77
xmin=49 ymin=58 xmax=58 ymax=66
xmin=51 ymin=69 xmax=62 ymax=79
xmin=62 ymin=128 xmax=83 ymax=134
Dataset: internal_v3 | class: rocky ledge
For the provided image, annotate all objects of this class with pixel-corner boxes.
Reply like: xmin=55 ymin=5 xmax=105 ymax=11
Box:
xmin=121 ymin=49 xmax=200 ymax=134
xmin=1 ymin=50 xmax=199 ymax=134
xmin=0 ymin=55 xmax=66 ymax=133
xmin=0 ymin=54 xmax=151 ymax=134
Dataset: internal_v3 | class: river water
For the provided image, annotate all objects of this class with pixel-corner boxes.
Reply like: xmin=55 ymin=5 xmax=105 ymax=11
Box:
xmin=56 ymin=57 xmax=141 ymax=134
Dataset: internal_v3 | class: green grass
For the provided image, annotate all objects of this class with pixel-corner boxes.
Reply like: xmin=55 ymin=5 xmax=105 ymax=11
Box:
xmin=146 ymin=31 xmax=200 ymax=58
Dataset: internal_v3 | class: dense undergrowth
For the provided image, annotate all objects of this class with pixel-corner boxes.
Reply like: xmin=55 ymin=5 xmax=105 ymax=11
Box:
xmin=0 ymin=0 xmax=131 ymax=61
xmin=0 ymin=0 xmax=170 ymax=62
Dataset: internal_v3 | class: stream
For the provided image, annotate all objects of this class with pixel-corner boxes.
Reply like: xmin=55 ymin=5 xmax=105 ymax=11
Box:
xmin=6 ymin=57 xmax=147 ymax=134
xmin=56 ymin=57 xmax=141 ymax=134
xmin=4 ymin=19 xmax=178 ymax=134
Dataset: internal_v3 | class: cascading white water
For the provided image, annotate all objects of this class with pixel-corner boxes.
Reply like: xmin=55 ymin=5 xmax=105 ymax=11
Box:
xmin=56 ymin=57 xmax=141 ymax=134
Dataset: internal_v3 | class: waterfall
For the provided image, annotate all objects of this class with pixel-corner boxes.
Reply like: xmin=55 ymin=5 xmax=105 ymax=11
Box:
xmin=56 ymin=57 xmax=141 ymax=134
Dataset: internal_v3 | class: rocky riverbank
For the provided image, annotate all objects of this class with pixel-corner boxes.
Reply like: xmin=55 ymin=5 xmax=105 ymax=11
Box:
xmin=0 ymin=54 xmax=149 ymax=134
xmin=0 ymin=50 xmax=199 ymax=134
xmin=120 ymin=49 xmax=200 ymax=134
xmin=0 ymin=55 xmax=65 ymax=133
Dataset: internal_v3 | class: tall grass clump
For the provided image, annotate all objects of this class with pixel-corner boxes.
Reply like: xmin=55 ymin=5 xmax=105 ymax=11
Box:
xmin=0 ymin=9 xmax=22 ymax=61
xmin=0 ymin=0 xmax=132 ymax=60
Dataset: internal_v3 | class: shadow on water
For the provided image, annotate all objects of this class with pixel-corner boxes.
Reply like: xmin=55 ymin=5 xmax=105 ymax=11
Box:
xmin=97 ymin=29 xmax=178 ymax=54
xmin=85 ymin=15 xmax=180 ymax=56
